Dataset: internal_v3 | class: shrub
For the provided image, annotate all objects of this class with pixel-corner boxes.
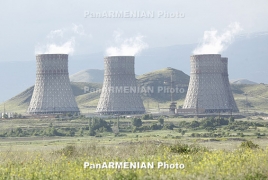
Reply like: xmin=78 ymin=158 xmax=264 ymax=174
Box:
xmin=142 ymin=114 xmax=153 ymax=120
xmin=169 ymin=142 xmax=208 ymax=154
xmin=59 ymin=145 xmax=76 ymax=156
xmin=158 ymin=117 xmax=164 ymax=125
xmin=240 ymin=140 xmax=259 ymax=149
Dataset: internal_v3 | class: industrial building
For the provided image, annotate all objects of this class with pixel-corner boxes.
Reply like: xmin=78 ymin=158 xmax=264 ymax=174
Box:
xmin=182 ymin=54 xmax=239 ymax=113
xmin=27 ymin=54 xmax=80 ymax=114
xmin=96 ymin=56 xmax=145 ymax=115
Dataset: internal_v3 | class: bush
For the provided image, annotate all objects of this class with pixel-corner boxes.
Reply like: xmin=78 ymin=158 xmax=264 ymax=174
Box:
xmin=90 ymin=118 xmax=112 ymax=132
xmin=158 ymin=117 xmax=164 ymax=125
xmin=162 ymin=123 xmax=175 ymax=130
xmin=142 ymin=114 xmax=153 ymax=120
xmin=169 ymin=142 xmax=208 ymax=154
xmin=240 ymin=140 xmax=259 ymax=149
xmin=59 ymin=145 xmax=76 ymax=156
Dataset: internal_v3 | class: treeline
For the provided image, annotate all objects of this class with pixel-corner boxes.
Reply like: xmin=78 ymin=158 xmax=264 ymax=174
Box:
xmin=0 ymin=117 xmax=112 ymax=137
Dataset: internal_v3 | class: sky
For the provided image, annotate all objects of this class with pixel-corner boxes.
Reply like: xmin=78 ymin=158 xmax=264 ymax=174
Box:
xmin=0 ymin=0 xmax=268 ymax=102
xmin=0 ymin=0 xmax=268 ymax=62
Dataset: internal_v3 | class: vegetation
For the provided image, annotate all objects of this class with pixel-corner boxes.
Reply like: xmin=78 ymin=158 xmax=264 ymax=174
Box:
xmin=0 ymin=141 xmax=268 ymax=179
xmin=131 ymin=118 xmax=142 ymax=127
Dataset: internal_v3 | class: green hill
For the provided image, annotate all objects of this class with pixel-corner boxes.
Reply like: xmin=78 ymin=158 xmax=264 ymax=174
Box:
xmin=1 ymin=68 xmax=268 ymax=114
xmin=230 ymin=84 xmax=268 ymax=113
xmin=69 ymin=69 xmax=104 ymax=83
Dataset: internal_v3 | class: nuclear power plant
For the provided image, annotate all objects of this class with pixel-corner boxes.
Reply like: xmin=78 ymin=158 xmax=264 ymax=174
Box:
xmin=96 ymin=56 xmax=145 ymax=115
xmin=27 ymin=54 xmax=80 ymax=114
xmin=183 ymin=54 xmax=239 ymax=113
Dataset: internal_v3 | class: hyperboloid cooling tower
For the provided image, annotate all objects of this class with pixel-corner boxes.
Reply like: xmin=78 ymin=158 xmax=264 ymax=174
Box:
xmin=96 ymin=56 xmax=145 ymax=115
xmin=27 ymin=54 xmax=80 ymax=114
xmin=183 ymin=54 xmax=239 ymax=113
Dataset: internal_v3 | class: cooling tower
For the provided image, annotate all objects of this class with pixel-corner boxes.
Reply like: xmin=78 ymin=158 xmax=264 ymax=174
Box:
xmin=27 ymin=54 xmax=80 ymax=114
xmin=183 ymin=54 xmax=239 ymax=113
xmin=96 ymin=56 xmax=145 ymax=115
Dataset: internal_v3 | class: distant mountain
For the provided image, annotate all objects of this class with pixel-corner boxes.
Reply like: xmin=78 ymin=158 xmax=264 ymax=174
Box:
xmin=231 ymin=79 xmax=258 ymax=85
xmin=70 ymin=69 xmax=104 ymax=83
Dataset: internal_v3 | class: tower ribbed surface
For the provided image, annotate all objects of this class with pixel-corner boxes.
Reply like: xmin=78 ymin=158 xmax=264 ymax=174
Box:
xmin=27 ymin=54 xmax=80 ymax=114
xmin=96 ymin=56 xmax=145 ymax=115
xmin=183 ymin=54 xmax=239 ymax=113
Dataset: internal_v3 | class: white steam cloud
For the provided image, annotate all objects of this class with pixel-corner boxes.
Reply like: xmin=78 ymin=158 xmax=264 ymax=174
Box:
xmin=35 ymin=24 xmax=91 ymax=55
xmin=193 ymin=22 xmax=242 ymax=54
xmin=106 ymin=31 xmax=148 ymax=56
xmin=44 ymin=38 xmax=75 ymax=54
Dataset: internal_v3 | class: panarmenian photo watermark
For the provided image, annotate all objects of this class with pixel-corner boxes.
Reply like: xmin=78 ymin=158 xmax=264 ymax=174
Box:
xmin=84 ymin=161 xmax=185 ymax=169
xmin=84 ymin=11 xmax=185 ymax=19
xmin=83 ymin=85 xmax=186 ymax=94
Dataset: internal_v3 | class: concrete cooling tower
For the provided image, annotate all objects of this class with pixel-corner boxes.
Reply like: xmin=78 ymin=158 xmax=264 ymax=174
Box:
xmin=27 ymin=54 xmax=80 ymax=114
xmin=96 ymin=56 xmax=145 ymax=115
xmin=183 ymin=54 xmax=239 ymax=113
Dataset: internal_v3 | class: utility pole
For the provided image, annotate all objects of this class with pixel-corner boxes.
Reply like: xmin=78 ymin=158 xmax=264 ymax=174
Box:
xmin=170 ymin=70 xmax=174 ymax=102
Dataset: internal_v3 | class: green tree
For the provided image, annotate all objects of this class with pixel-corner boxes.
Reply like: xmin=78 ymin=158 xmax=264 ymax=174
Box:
xmin=181 ymin=130 xmax=187 ymax=136
xmin=229 ymin=117 xmax=235 ymax=123
xmin=158 ymin=117 xmax=164 ymax=125
xmin=131 ymin=118 xmax=142 ymax=127
xmin=89 ymin=127 xmax=95 ymax=136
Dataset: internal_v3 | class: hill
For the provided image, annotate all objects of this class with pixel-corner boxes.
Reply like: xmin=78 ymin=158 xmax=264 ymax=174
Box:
xmin=231 ymin=79 xmax=258 ymax=85
xmin=70 ymin=69 xmax=104 ymax=83
xmin=1 ymin=68 xmax=268 ymax=114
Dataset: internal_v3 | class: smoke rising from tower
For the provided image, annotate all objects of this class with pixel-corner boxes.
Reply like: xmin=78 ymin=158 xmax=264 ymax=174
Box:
xmin=193 ymin=22 xmax=242 ymax=54
xmin=183 ymin=54 xmax=239 ymax=113
xmin=28 ymin=54 xmax=80 ymax=114
xmin=35 ymin=24 xmax=91 ymax=55
xmin=96 ymin=56 xmax=145 ymax=115
xmin=106 ymin=32 xmax=148 ymax=56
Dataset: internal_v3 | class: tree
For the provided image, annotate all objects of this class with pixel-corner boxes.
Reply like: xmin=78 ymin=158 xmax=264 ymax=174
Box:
xmin=142 ymin=114 xmax=153 ymax=120
xmin=181 ymin=130 xmax=187 ymax=136
xmin=190 ymin=121 xmax=199 ymax=128
xmin=13 ymin=113 xmax=18 ymax=118
xmin=131 ymin=118 xmax=142 ymax=127
xmin=89 ymin=127 xmax=96 ymax=136
xmin=158 ymin=117 xmax=164 ymax=125
xmin=229 ymin=117 xmax=235 ymax=123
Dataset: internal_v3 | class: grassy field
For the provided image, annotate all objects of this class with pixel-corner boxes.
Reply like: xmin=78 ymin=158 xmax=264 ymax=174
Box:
xmin=0 ymin=116 xmax=268 ymax=179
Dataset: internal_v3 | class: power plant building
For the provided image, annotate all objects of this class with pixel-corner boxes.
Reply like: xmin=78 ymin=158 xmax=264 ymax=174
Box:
xmin=96 ymin=56 xmax=145 ymax=115
xmin=27 ymin=54 xmax=80 ymax=114
xmin=183 ymin=54 xmax=239 ymax=113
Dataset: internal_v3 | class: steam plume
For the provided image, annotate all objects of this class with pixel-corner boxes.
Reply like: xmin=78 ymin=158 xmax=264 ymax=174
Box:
xmin=35 ymin=24 xmax=90 ymax=55
xmin=193 ymin=22 xmax=242 ymax=54
xmin=106 ymin=31 xmax=148 ymax=56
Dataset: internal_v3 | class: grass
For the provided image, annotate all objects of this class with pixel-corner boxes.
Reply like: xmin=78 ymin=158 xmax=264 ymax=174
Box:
xmin=0 ymin=117 xmax=268 ymax=178
xmin=0 ymin=140 xmax=268 ymax=179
